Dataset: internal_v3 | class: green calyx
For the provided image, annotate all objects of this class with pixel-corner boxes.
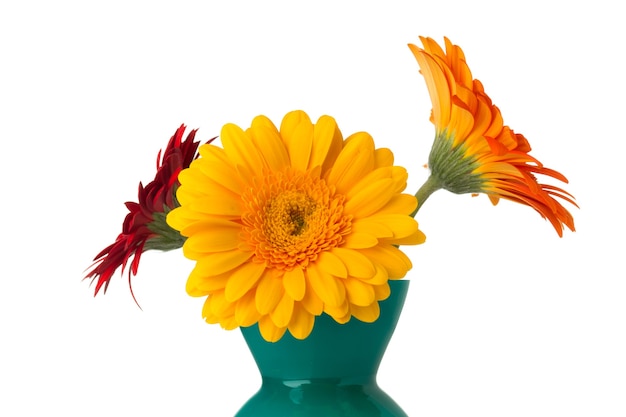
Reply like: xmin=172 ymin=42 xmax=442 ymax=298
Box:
xmin=428 ymin=132 xmax=484 ymax=195
xmin=145 ymin=209 xmax=186 ymax=251
xmin=411 ymin=132 xmax=485 ymax=217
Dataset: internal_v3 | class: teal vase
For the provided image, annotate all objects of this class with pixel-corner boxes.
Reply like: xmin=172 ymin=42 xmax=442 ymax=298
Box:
xmin=235 ymin=280 xmax=409 ymax=417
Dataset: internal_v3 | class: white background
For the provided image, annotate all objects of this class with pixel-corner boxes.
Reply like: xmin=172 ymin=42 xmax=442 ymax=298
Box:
xmin=1 ymin=1 xmax=624 ymax=416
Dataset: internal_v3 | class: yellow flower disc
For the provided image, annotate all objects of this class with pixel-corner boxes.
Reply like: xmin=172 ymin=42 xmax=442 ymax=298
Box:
xmin=241 ymin=169 xmax=351 ymax=271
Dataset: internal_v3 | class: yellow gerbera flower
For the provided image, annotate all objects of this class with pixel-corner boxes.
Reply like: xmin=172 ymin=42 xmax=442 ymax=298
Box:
xmin=166 ymin=110 xmax=426 ymax=341
xmin=409 ymin=37 xmax=576 ymax=236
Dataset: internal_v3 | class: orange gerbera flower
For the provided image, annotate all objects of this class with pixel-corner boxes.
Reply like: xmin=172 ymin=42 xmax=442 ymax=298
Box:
xmin=409 ymin=37 xmax=576 ymax=236
xmin=85 ymin=125 xmax=207 ymax=299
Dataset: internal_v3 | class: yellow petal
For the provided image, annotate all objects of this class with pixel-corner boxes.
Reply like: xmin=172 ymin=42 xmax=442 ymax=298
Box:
xmin=256 ymin=273 xmax=284 ymax=314
xmin=351 ymin=218 xmax=393 ymax=239
xmin=176 ymin=167 xmax=212 ymax=205
xmin=176 ymin=172 xmax=238 ymax=218
xmin=363 ymin=262 xmax=389 ymax=286
xmin=326 ymin=132 xmax=375 ymax=194
xmin=166 ymin=204 xmax=218 ymax=234
xmin=300 ymin=277 xmax=323 ymax=315
xmin=342 ymin=232 xmax=379 ymax=249
xmin=332 ymin=313 xmax=351 ymax=324
xmin=350 ymin=301 xmax=380 ymax=323
xmin=193 ymin=147 xmax=244 ymax=195
xmin=324 ymin=299 xmax=350 ymax=322
xmin=186 ymin=270 xmax=229 ymax=296
xmin=186 ymin=249 xmax=252 ymax=276
xmin=280 ymin=110 xmax=313 ymax=172
xmin=374 ymin=147 xmax=394 ymax=168
xmin=374 ymin=281 xmax=391 ymax=300
xmin=202 ymin=293 xmax=238 ymax=329
xmin=290 ymin=122 xmax=314 ymax=171
xmin=316 ymin=251 xmax=348 ymax=278
xmin=347 ymin=165 xmax=407 ymax=200
xmin=201 ymin=297 xmax=218 ymax=323
xmin=375 ymin=194 xmax=418 ymax=216
xmin=221 ymin=123 xmax=266 ymax=173
xmin=189 ymin=193 xmax=241 ymax=218
xmin=249 ymin=116 xmax=291 ymax=171
xmin=224 ymin=262 xmax=266 ymax=302
xmin=258 ymin=316 xmax=287 ymax=342
xmin=178 ymin=218 xmax=238 ymax=237
xmin=184 ymin=227 xmax=240 ymax=253
xmin=283 ymin=268 xmax=306 ymax=301
xmin=205 ymin=291 xmax=232 ymax=317
xmin=359 ymin=245 xmax=412 ymax=279
xmin=165 ymin=207 xmax=191 ymax=234
xmin=218 ymin=315 xmax=239 ymax=330
xmin=361 ymin=214 xmax=419 ymax=239
xmin=383 ymin=229 xmax=427 ymax=246
xmin=345 ymin=166 xmax=393 ymax=199
xmin=343 ymin=277 xmax=376 ymax=306
xmin=331 ymin=247 xmax=376 ymax=279
xmin=305 ymin=264 xmax=345 ymax=307
xmin=235 ymin=289 xmax=262 ymax=327
xmin=187 ymin=256 xmax=225 ymax=280
xmin=288 ymin=303 xmax=315 ymax=340
xmin=279 ymin=110 xmax=312 ymax=142
xmin=192 ymin=165 xmax=243 ymax=200
xmin=310 ymin=115 xmax=343 ymax=174
xmin=270 ymin=292 xmax=295 ymax=328
xmin=344 ymin=178 xmax=395 ymax=218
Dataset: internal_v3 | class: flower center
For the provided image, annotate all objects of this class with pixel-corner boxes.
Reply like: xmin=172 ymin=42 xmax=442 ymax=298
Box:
xmin=241 ymin=169 xmax=351 ymax=270
xmin=266 ymin=190 xmax=315 ymax=237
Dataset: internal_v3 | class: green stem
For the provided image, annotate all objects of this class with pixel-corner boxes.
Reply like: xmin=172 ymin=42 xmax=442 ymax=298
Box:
xmin=411 ymin=174 xmax=443 ymax=218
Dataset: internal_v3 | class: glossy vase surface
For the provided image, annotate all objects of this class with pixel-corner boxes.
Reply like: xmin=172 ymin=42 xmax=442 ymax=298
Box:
xmin=235 ymin=280 xmax=409 ymax=417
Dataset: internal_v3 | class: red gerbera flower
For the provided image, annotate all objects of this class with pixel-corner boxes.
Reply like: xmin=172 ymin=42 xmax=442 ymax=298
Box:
xmin=85 ymin=124 xmax=209 ymax=300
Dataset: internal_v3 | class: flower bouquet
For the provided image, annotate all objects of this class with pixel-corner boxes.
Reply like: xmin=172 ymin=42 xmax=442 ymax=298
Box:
xmin=85 ymin=37 xmax=576 ymax=416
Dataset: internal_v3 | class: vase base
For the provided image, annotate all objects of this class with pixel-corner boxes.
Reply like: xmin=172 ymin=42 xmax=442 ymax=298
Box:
xmin=235 ymin=378 xmax=408 ymax=417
